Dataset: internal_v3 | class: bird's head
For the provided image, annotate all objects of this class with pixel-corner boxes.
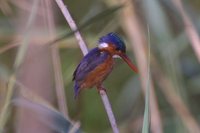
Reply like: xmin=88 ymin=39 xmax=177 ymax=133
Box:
xmin=98 ymin=32 xmax=138 ymax=73
xmin=98 ymin=32 xmax=126 ymax=55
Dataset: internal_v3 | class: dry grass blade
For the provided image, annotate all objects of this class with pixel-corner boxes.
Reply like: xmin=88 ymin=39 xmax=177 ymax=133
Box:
xmin=0 ymin=0 xmax=40 ymax=132
xmin=0 ymin=42 xmax=20 ymax=54
xmin=44 ymin=0 xmax=69 ymax=119
xmin=142 ymin=26 xmax=151 ymax=133
xmin=0 ymin=74 xmax=15 ymax=132
xmin=118 ymin=0 xmax=163 ymax=133
xmin=171 ymin=0 xmax=200 ymax=62
xmin=151 ymin=57 xmax=200 ymax=133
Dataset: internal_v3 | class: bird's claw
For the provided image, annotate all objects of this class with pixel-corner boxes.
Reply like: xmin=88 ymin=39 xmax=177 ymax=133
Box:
xmin=97 ymin=86 xmax=107 ymax=94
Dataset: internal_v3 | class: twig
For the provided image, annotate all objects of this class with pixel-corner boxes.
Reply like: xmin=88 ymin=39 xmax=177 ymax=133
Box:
xmin=172 ymin=0 xmax=200 ymax=62
xmin=99 ymin=90 xmax=119 ymax=133
xmin=54 ymin=0 xmax=119 ymax=132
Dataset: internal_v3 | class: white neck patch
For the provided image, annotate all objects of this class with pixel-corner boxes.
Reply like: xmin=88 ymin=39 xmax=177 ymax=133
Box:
xmin=98 ymin=43 xmax=109 ymax=49
xmin=113 ymin=55 xmax=121 ymax=58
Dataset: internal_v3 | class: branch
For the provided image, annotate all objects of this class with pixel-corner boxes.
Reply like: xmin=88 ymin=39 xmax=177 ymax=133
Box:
xmin=99 ymin=90 xmax=119 ymax=133
xmin=55 ymin=0 xmax=88 ymax=55
xmin=54 ymin=0 xmax=119 ymax=133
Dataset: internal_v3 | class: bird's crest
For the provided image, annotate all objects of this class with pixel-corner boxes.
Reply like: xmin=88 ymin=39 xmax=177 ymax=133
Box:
xmin=98 ymin=32 xmax=126 ymax=53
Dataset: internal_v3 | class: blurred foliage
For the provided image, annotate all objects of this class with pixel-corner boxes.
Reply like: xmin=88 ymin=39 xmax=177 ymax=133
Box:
xmin=0 ymin=0 xmax=200 ymax=133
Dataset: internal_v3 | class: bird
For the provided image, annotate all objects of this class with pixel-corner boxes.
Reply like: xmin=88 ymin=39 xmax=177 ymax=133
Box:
xmin=73 ymin=32 xmax=138 ymax=98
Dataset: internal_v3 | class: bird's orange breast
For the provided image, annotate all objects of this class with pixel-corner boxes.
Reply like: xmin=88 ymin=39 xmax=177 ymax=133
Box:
xmin=80 ymin=56 xmax=114 ymax=89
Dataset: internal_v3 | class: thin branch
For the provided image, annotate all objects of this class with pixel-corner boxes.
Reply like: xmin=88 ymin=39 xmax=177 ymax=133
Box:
xmin=99 ymin=88 xmax=119 ymax=133
xmin=54 ymin=0 xmax=88 ymax=55
xmin=54 ymin=0 xmax=119 ymax=133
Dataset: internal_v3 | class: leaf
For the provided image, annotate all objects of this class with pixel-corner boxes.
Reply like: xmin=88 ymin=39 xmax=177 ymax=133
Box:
xmin=12 ymin=98 xmax=81 ymax=133
xmin=142 ymin=25 xmax=151 ymax=133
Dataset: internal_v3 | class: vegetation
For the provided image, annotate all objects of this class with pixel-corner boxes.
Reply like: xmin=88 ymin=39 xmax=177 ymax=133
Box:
xmin=0 ymin=0 xmax=200 ymax=133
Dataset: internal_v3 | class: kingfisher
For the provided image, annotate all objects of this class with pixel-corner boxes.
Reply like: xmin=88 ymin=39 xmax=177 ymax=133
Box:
xmin=73 ymin=32 xmax=138 ymax=98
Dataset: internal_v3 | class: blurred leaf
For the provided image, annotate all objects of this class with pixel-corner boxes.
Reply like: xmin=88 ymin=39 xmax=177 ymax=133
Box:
xmin=142 ymin=27 xmax=151 ymax=133
xmin=12 ymin=98 xmax=82 ymax=133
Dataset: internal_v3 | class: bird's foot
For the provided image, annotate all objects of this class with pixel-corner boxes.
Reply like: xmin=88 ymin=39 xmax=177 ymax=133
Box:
xmin=97 ymin=86 xmax=107 ymax=95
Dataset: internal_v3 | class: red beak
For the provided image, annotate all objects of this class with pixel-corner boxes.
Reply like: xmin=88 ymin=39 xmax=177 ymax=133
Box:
xmin=119 ymin=53 xmax=138 ymax=73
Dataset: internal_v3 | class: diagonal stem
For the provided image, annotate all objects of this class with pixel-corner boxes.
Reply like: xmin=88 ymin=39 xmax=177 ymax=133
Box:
xmin=99 ymin=89 xmax=119 ymax=133
xmin=118 ymin=0 xmax=163 ymax=133
xmin=172 ymin=0 xmax=200 ymax=62
xmin=44 ymin=0 xmax=69 ymax=120
xmin=54 ymin=0 xmax=119 ymax=132
xmin=55 ymin=0 xmax=88 ymax=55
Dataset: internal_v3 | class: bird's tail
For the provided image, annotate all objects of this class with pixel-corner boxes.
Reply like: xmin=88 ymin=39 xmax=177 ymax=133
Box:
xmin=74 ymin=83 xmax=80 ymax=99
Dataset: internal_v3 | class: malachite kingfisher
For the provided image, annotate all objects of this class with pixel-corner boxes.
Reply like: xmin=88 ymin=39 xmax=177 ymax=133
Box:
xmin=73 ymin=32 xmax=138 ymax=98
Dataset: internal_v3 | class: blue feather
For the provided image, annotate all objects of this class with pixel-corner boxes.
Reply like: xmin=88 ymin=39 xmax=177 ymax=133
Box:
xmin=98 ymin=32 xmax=126 ymax=53
xmin=74 ymin=82 xmax=80 ymax=99
xmin=73 ymin=47 xmax=110 ymax=98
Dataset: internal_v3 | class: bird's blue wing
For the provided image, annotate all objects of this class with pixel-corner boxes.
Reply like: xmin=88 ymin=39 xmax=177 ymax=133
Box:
xmin=73 ymin=47 xmax=109 ymax=82
xmin=73 ymin=47 xmax=109 ymax=98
